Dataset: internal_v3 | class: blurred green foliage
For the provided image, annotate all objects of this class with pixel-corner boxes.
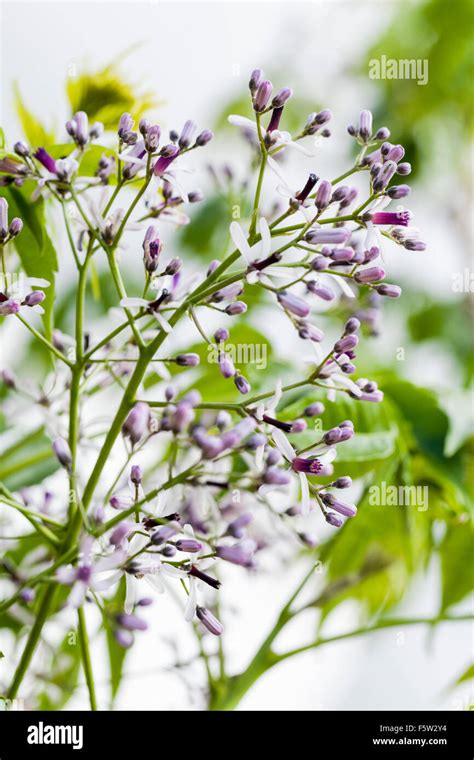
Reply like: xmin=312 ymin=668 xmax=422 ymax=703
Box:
xmin=360 ymin=0 xmax=474 ymax=178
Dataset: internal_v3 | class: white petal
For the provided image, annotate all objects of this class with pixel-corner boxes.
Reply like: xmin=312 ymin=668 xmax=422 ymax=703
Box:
xmin=272 ymin=427 xmax=296 ymax=461
xmin=69 ymin=581 xmax=87 ymax=609
xmin=268 ymin=378 xmax=283 ymax=412
xmin=228 ymin=115 xmax=259 ymax=133
xmin=259 ymin=217 xmax=271 ymax=257
xmin=266 ymin=156 xmax=292 ymax=193
xmin=120 ymin=297 xmax=148 ymax=308
xmin=26 ymin=277 xmax=50 ymax=288
xmin=124 ymin=574 xmax=137 ymax=613
xmin=230 ymin=221 xmax=252 ymax=263
xmin=153 ymin=312 xmax=173 ymax=333
xmin=299 ymin=472 xmax=310 ymax=515
xmin=184 ymin=578 xmax=197 ymax=621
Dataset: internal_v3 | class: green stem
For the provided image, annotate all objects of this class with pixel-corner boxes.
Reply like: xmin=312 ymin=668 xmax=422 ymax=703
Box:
xmin=77 ymin=606 xmax=98 ymax=710
xmin=6 ymin=584 xmax=57 ymax=699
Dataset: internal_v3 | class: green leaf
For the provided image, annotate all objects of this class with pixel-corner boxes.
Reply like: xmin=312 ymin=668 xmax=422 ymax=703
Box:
xmin=0 ymin=426 xmax=59 ymax=490
xmin=103 ymin=577 xmax=128 ymax=704
xmin=37 ymin=631 xmax=82 ymax=710
xmin=1 ymin=184 xmax=58 ymax=338
xmin=14 ymin=84 xmax=55 ymax=147
xmin=66 ymin=56 xmax=158 ymax=129
xmin=440 ymin=522 xmax=474 ymax=612
xmin=454 ymin=663 xmax=474 ymax=686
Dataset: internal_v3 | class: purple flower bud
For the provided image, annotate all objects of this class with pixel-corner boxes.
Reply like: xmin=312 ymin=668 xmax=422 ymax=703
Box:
xmin=214 ymin=327 xmax=229 ymax=343
xmin=117 ymin=613 xmax=148 ymax=631
xmin=145 ymin=124 xmax=161 ymax=151
xmin=228 ymin=512 xmax=253 ymax=539
xmin=211 ymin=282 xmax=244 ymax=303
xmin=315 ymin=109 xmax=332 ymax=125
xmin=196 ymin=606 xmax=224 ymax=636
xmin=297 ymin=320 xmax=324 ymax=342
xmin=358 ymin=110 xmax=373 ymax=140
xmin=334 ymin=334 xmax=359 ymax=353
xmin=114 ymin=629 xmax=134 ymax=648
xmin=315 ymin=180 xmax=332 ymax=210
xmin=53 ymin=437 xmax=72 ymax=470
xmin=307 ymin=281 xmax=335 ymax=301
xmin=386 ymin=184 xmax=411 ymax=199
xmin=323 ymin=427 xmax=342 ymax=444
xmin=14 ymin=141 xmax=30 ymax=157
xmin=137 ymin=597 xmax=154 ymax=606
xmin=331 ymin=185 xmax=350 ymax=203
xmin=118 ymin=113 xmax=134 ymax=138
xmin=310 ymin=256 xmax=327 ymax=272
xmin=175 ymin=353 xmax=200 ymax=367
xmin=207 ymin=259 xmax=220 ymax=276
xmin=179 ymin=120 xmax=197 ymax=149
xmin=9 ymin=217 xmax=23 ymax=236
xmin=332 ymin=476 xmax=352 ymax=488
xmin=73 ymin=111 xmax=89 ymax=146
xmin=290 ymin=418 xmax=307 ymax=433
xmin=218 ymin=351 xmax=235 ymax=379
xmin=175 ymin=539 xmax=202 ymax=553
xmin=267 ymin=106 xmax=284 ymax=134
xmin=171 ymin=400 xmax=195 ymax=433
xmin=90 ymin=122 xmax=104 ymax=140
xmin=376 ymin=283 xmax=402 ymax=298
xmin=130 ymin=465 xmax=142 ymax=484
xmin=122 ymin=402 xmax=150 ymax=445
xmin=216 ymin=541 xmax=256 ymax=567
xmin=386 ymin=144 xmax=405 ymax=162
xmin=291 ymin=457 xmax=322 ymax=474
xmin=373 ymin=161 xmax=397 ymax=192
xmin=304 ymin=402 xmax=325 ymax=417
xmin=396 ymin=162 xmax=411 ymax=176
xmin=339 ymin=425 xmax=354 ymax=441
xmin=277 ymin=290 xmax=310 ymax=318
xmin=369 ymin=208 xmax=411 ymax=226
xmin=272 ymin=87 xmax=293 ymax=108
xmin=165 ymin=257 xmax=182 ymax=275
xmin=344 ymin=317 xmax=360 ymax=334
xmin=325 ymin=512 xmax=343 ymax=527
xmin=249 ymin=68 xmax=264 ymax=95
xmin=110 ymin=493 xmax=133 ymax=510
xmin=375 ymin=127 xmax=390 ymax=140
xmin=254 ymin=80 xmax=273 ymax=112
xmin=321 ymin=492 xmax=357 ymax=517
xmin=354 ymin=267 xmax=386 ymax=284
xmin=225 ymin=300 xmax=247 ymax=315
xmin=404 ymin=239 xmax=426 ymax=251
xmin=110 ymin=521 xmax=134 ymax=546
xmin=262 ymin=466 xmax=291 ymax=486
xmin=23 ymin=290 xmax=46 ymax=307
xmin=364 ymin=246 xmax=380 ymax=263
xmin=20 ymin=587 xmax=35 ymax=603
xmin=195 ymin=129 xmax=214 ymax=147
xmin=139 ymin=119 xmax=149 ymax=136
xmin=0 ymin=298 xmax=20 ymax=316
xmin=150 ymin=521 xmax=181 ymax=544
xmin=234 ymin=374 xmax=251 ymax=395
xmin=330 ymin=247 xmax=354 ymax=262
xmin=188 ymin=190 xmax=204 ymax=203
xmin=296 ymin=173 xmax=318 ymax=202
xmin=305 ymin=229 xmax=351 ymax=245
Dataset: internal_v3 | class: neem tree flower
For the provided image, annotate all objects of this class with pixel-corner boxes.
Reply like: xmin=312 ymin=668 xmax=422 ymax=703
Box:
xmin=0 ymin=67 xmax=427 ymax=710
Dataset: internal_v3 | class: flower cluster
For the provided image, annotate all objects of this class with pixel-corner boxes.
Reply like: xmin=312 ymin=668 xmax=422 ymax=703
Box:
xmin=0 ymin=65 xmax=424 ymax=708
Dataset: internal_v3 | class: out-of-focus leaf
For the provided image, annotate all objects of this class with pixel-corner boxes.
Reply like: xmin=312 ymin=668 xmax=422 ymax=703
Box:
xmin=454 ymin=663 xmax=474 ymax=686
xmin=0 ymin=426 xmax=59 ymax=490
xmin=66 ymin=57 xmax=157 ymax=129
xmin=104 ymin=576 xmax=128 ymax=704
xmin=14 ymin=84 xmax=55 ymax=147
xmin=1 ymin=184 xmax=58 ymax=338
xmin=440 ymin=522 xmax=474 ymax=612
xmin=179 ymin=195 xmax=233 ymax=259
xmin=37 ymin=631 xmax=82 ymax=710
